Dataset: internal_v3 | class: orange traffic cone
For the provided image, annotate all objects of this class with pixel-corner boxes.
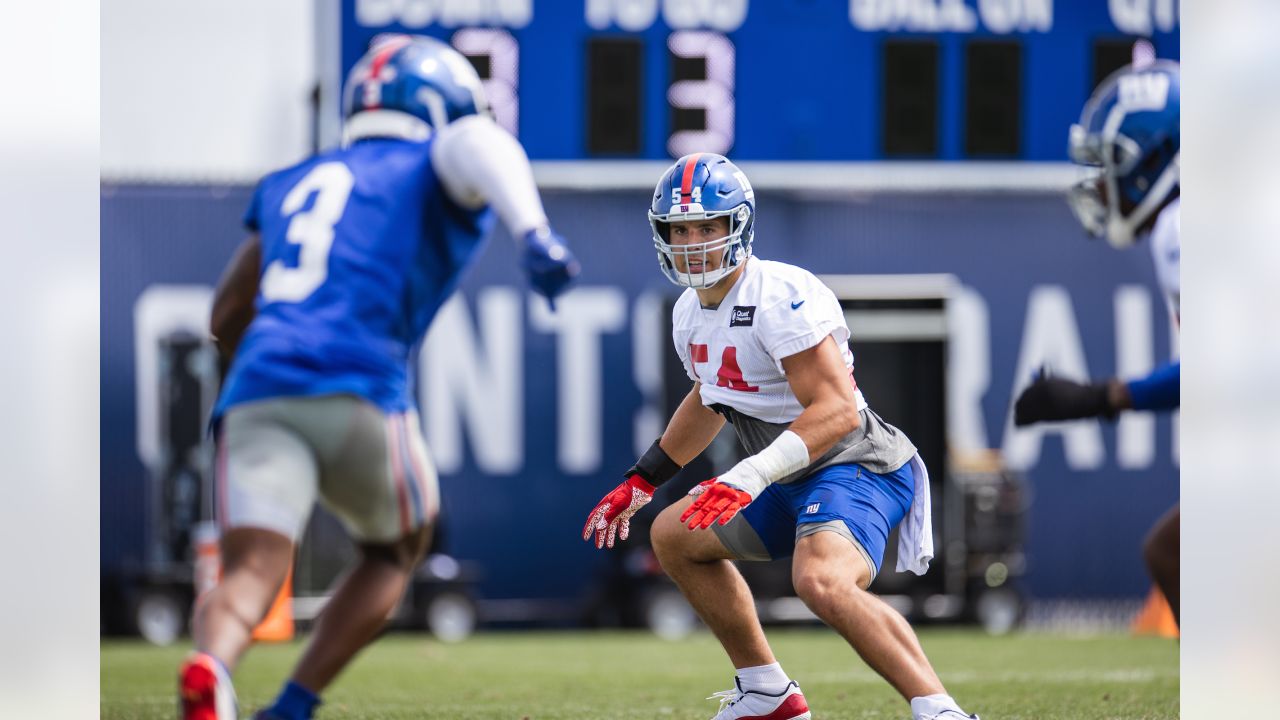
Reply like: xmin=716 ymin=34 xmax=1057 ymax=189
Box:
xmin=252 ymin=563 xmax=295 ymax=643
xmin=1131 ymin=586 xmax=1179 ymax=638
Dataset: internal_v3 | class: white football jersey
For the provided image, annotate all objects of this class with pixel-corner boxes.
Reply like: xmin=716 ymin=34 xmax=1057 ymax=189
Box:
xmin=672 ymin=257 xmax=868 ymax=423
xmin=1149 ymin=197 xmax=1180 ymax=323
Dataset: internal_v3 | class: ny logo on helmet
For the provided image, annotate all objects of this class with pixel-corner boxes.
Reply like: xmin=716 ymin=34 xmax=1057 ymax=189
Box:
xmin=1118 ymin=73 xmax=1170 ymax=111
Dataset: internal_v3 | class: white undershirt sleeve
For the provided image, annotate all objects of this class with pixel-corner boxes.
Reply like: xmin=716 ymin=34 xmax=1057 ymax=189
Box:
xmin=429 ymin=114 xmax=549 ymax=238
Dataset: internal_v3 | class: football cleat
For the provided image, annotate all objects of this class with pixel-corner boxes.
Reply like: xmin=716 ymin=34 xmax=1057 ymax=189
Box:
xmin=179 ymin=651 xmax=238 ymax=720
xmin=920 ymin=712 xmax=980 ymax=720
xmin=706 ymin=678 xmax=811 ymax=720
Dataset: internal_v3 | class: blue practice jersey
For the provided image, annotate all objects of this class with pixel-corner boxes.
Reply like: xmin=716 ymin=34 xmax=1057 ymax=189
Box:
xmin=213 ymin=138 xmax=494 ymax=420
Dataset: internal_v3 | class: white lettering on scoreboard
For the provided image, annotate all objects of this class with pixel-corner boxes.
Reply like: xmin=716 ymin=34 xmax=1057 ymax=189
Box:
xmin=1108 ymin=0 xmax=1179 ymax=36
xmin=585 ymin=0 xmax=749 ymax=32
xmin=849 ymin=0 xmax=1053 ymax=33
xmin=356 ymin=0 xmax=533 ymax=29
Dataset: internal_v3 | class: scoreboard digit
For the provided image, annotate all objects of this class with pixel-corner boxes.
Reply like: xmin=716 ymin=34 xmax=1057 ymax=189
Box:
xmin=666 ymin=31 xmax=734 ymax=158
xmin=452 ymin=28 xmax=520 ymax=136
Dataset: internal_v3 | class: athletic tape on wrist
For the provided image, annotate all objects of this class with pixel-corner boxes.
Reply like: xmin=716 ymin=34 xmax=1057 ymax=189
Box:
xmin=718 ymin=430 xmax=810 ymax=499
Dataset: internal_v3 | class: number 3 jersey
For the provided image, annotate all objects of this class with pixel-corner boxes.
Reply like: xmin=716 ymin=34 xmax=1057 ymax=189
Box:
xmin=672 ymin=257 xmax=917 ymax=484
xmin=213 ymin=137 xmax=494 ymax=422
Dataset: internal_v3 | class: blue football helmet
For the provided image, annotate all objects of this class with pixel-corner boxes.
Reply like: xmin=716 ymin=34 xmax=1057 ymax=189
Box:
xmin=342 ymin=34 xmax=490 ymax=145
xmin=649 ymin=153 xmax=756 ymax=289
xmin=1067 ymin=59 xmax=1180 ymax=249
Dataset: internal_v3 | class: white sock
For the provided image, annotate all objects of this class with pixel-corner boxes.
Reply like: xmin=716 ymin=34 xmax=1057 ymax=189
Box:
xmin=910 ymin=693 xmax=968 ymax=719
xmin=736 ymin=662 xmax=791 ymax=693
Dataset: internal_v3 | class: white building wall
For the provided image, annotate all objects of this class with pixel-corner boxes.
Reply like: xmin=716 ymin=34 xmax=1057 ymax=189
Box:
xmin=102 ymin=0 xmax=316 ymax=181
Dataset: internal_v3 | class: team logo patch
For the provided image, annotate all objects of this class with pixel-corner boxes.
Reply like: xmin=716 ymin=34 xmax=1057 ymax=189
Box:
xmin=729 ymin=305 xmax=756 ymax=327
xmin=805 ymin=503 xmax=821 ymax=514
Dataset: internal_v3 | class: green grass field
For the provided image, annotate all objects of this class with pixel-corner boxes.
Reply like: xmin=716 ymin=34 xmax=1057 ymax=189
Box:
xmin=102 ymin=628 xmax=1178 ymax=719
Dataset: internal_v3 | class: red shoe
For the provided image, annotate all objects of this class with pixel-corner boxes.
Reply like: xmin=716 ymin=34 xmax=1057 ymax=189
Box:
xmin=179 ymin=652 xmax=238 ymax=720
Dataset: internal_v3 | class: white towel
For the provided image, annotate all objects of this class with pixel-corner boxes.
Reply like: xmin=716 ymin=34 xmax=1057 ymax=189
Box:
xmin=895 ymin=452 xmax=934 ymax=575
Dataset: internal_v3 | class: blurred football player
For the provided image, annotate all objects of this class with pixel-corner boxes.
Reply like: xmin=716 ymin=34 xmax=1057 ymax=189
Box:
xmin=1014 ymin=55 xmax=1180 ymax=624
xmin=584 ymin=154 xmax=978 ymax=720
xmin=178 ymin=35 xmax=578 ymax=720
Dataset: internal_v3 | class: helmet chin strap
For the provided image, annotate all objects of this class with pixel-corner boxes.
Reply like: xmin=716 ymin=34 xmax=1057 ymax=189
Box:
xmin=675 ymin=264 xmax=734 ymax=289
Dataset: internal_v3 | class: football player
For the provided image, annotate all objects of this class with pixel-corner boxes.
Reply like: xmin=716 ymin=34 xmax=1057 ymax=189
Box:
xmin=178 ymin=35 xmax=579 ymax=720
xmin=584 ymin=154 xmax=978 ymax=720
xmin=1014 ymin=57 xmax=1181 ymax=625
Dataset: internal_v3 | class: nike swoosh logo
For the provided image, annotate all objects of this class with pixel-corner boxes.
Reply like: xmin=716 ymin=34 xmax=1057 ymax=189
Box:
xmin=790 ymin=300 xmax=805 ymax=310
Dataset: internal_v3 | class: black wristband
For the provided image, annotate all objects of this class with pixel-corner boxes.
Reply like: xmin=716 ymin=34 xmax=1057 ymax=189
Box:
xmin=627 ymin=438 xmax=682 ymax=487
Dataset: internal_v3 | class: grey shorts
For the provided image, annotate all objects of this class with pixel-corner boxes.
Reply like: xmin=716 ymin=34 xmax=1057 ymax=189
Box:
xmin=215 ymin=395 xmax=439 ymax=544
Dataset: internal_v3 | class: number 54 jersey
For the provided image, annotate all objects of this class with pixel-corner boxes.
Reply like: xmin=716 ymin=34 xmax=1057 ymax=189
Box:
xmin=672 ymin=257 xmax=917 ymax=483
xmin=214 ymin=138 xmax=494 ymax=422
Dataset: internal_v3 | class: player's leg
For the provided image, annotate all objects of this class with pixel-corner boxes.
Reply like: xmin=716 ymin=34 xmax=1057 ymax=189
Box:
xmin=191 ymin=528 xmax=294 ymax=666
xmin=653 ymin=490 xmax=811 ymax=720
xmin=792 ymin=531 xmax=947 ymax=699
xmin=286 ymin=526 xmax=430 ymax=692
xmin=788 ymin=463 xmax=975 ymax=720
xmin=182 ymin=404 xmax=319 ymax=720
xmin=651 ymin=495 xmax=774 ymax=668
xmin=255 ymin=401 xmax=437 ymax=720
xmin=1143 ymin=504 xmax=1180 ymax=626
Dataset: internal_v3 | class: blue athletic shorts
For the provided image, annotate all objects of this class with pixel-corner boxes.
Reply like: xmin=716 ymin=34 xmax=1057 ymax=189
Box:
xmin=711 ymin=462 xmax=914 ymax=577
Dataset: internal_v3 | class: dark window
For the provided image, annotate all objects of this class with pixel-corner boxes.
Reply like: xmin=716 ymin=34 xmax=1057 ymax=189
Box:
xmin=883 ymin=40 xmax=939 ymax=157
xmin=586 ymin=37 xmax=643 ymax=155
xmin=464 ymin=54 xmax=491 ymax=80
xmin=965 ymin=40 xmax=1021 ymax=157
xmin=671 ymin=54 xmax=706 ymax=82
xmin=1093 ymin=38 xmax=1140 ymax=92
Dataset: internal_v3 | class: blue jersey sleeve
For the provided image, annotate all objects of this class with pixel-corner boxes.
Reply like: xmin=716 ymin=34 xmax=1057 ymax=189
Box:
xmin=243 ymin=179 xmax=266 ymax=231
xmin=1127 ymin=361 xmax=1179 ymax=411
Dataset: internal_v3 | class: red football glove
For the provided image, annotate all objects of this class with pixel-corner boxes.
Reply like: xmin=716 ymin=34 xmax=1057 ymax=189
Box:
xmin=583 ymin=474 xmax=656 ymax=549
xmin=680 ymin=479 xmax=753 ymax=530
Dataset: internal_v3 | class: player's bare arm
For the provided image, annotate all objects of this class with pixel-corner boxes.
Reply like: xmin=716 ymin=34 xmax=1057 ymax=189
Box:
xmin=583 ymin=383 xmax=725 ymax=549
xmin=680 ymin=334 xmax=859 ymax=531
xmin=210 ymin=233 xmax=261 ymax=377
xmin=659 ymin=383 xmax=726 ymax=465
xmin=779 ymin=335 xmax=862 ymax=459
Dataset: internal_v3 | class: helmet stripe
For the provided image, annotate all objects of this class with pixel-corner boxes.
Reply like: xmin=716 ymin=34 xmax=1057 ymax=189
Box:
xmin=679 ymin=153 xmax=703 ymax=202
xmin=364 ymin=36 xmax=412 ymax=110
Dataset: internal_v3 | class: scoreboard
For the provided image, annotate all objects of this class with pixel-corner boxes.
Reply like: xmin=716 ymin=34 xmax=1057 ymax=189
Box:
xmin=326 ymin=0 xmax=1179 ymax=161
